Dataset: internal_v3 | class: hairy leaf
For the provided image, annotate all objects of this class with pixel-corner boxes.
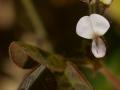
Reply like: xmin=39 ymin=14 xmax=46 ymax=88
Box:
xmin=64 ymin=61 xmax=93 ymax=90
xmin=19 ymin=65 xmax=46 ymax=90
xmin=9 ymin=41 xmax=65 ymax=72
xmin=19 ymin=65 xmax=57 ymax=90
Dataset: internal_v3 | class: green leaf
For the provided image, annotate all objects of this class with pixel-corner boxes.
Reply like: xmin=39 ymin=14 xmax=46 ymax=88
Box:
xmin=64 ymin=61 xmax=93 ymax=90
xmin=9 ymin=41 xmax=65 ymax=72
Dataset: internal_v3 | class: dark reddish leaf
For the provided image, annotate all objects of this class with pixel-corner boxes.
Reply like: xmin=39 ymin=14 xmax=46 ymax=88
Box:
xmin=64 ymin=61 xmax=93 ymax=90
xmin=9 ymin=41 xmax=65 ymax=72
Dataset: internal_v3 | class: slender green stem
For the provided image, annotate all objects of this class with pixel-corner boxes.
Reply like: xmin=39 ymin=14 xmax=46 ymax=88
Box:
xmin=89 ymin=0 xmax=96 ymax=14
xmin=21 ymin=0 xmax=46 ymax=38
xmin=18 ymin=1 xmax=54 ymax=89
xmin=89 ymin=0 xmax=104 ymax=14
xmin=21 ymin=0 xmax=53 ymax=52
xmin=95 ymin=0 xmax=100 ymax=14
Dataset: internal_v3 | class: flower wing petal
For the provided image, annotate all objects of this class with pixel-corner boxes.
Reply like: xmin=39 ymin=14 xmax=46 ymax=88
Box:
xmin=90 ymin=14 xmax=110 ymax=36
xmin=76 ymin=16 xmax=94 ymax=39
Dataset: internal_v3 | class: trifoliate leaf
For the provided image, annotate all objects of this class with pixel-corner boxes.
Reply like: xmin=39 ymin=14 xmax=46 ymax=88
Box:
xmin=9 ymin=41 xmax=65 ymax=72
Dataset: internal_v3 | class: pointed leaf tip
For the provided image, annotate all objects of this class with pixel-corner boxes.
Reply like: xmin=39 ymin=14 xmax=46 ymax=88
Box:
xmin=9 ymin=42 xmax=39 ymax=69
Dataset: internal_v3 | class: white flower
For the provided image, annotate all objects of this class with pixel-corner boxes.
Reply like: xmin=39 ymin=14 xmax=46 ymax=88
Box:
xmin=100 ymin=0 xmax=112 ymax=5
xmin=76 ymin=14 xmax=110 ymax=58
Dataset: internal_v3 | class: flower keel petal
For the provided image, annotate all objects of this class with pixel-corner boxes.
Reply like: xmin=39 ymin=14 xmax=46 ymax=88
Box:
xmin=91 ymin=37 xmax=106 ymax=58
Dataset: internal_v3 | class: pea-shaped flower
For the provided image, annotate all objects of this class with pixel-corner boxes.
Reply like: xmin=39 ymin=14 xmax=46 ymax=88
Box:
xmin=76 ymin=14 xmax=110 ymax=58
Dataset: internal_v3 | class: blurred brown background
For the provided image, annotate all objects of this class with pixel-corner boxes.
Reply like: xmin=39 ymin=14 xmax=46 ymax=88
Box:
xmin=0 ymin=0 xmax=120 ymax=90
